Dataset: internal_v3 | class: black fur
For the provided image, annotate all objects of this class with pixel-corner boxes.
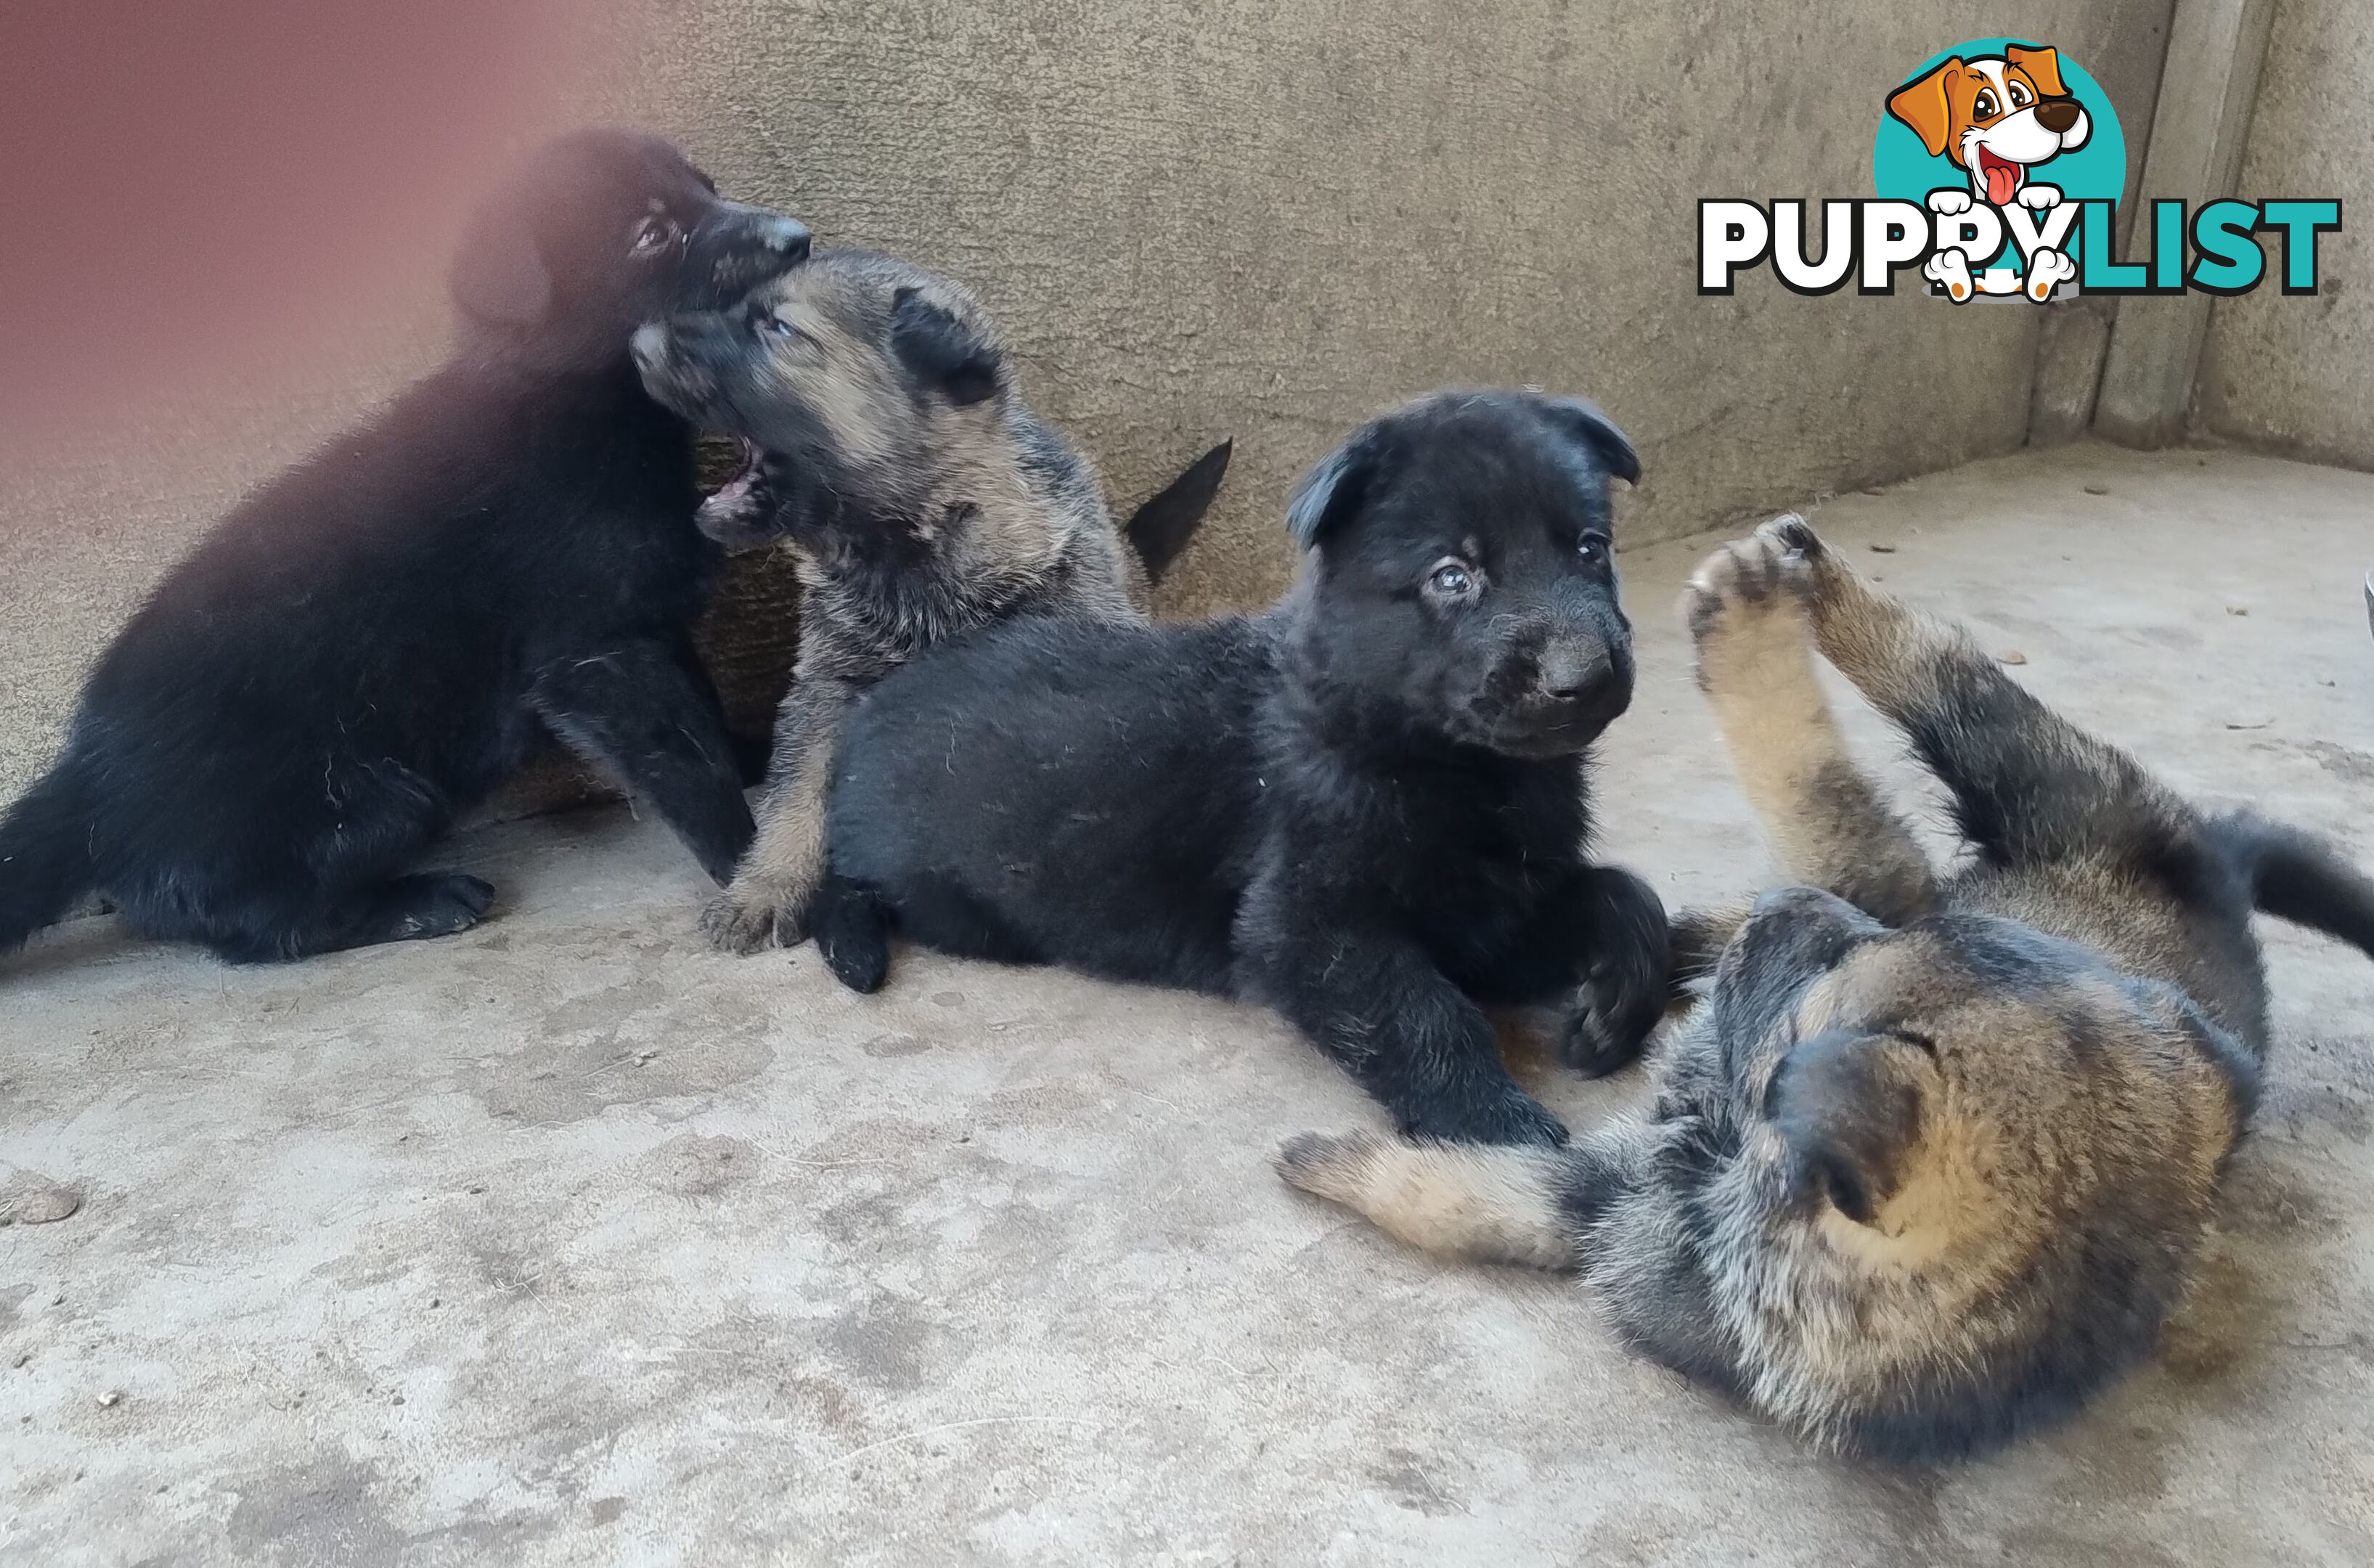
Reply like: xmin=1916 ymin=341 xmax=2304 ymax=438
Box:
xmin=825 ymin=390 xmax=1670 ymax=1143
xmin=0 ymin=129 xmax=810 ymax=965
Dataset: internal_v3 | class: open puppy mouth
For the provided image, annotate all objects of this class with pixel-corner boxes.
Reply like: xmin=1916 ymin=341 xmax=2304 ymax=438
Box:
xmin=696 ymin=436 xmax=778 ymax=545
xmin=1974 ymin=147 xmax=2024 ymax=206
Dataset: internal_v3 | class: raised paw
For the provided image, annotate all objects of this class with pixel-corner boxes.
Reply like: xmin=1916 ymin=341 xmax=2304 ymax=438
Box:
xmin=1925 ymin=188 xmax=1973 ymax=216
xmin=1684 ymin=518 xmax=1809 ymax=643
xmin=2018 ymin=183 xmax=2063 ymax=211
xmin=700 ymin=885 xmax=810 ymax=955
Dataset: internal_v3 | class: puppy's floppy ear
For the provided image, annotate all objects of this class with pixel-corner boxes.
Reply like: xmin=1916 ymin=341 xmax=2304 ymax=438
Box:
xmin=1284 ymin=426 xmax=1382 ymax=551
xmin=2004 ymin=42 xmax=2068 ymax=99
xmin=448 ymin=201 xmax=552 ymax=328
xmin=1886 ymin=58 xmax=1962 ymax=159
xmin=1769 ymin=1028 xmax=1930 ymax=1226
xmin=889 ymin=286 xmax=1002 ymax=406
xmin=1541 ymin=396 xmax=1641 ymax=486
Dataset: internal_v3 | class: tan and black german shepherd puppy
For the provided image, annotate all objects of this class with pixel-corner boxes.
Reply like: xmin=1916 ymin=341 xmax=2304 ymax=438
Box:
xmin=1280 ymin=515 xmax=2374 ymax=1460
xmin=631 ymin=248 xmax=1228 ymax=956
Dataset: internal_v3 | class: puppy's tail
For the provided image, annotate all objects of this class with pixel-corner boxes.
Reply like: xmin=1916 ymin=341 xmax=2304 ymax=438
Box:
xmin=0 ymin=759 xmax=98 ymax=955
xmin=1275 ymin=1130 xmax=1585 ymax=1271
xmin=1123 ymin=439 xmax=1232 ymax=584
xmin=2211 ymin=809 xmax=2374 ymax=960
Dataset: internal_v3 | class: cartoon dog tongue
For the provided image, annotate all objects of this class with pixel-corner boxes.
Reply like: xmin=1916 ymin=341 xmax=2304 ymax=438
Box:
xmin=1978 ymin=150 xmax=2020 ymax=206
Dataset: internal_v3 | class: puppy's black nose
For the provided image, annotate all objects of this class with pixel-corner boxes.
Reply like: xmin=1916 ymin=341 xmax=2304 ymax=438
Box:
xmin=1538 ymin=640 xmax=1612 ymax=699
xmin=759 ymin=214 xmax=812 ymax=265
xmin=2035 ymin=98 xmax=2080 ymax=134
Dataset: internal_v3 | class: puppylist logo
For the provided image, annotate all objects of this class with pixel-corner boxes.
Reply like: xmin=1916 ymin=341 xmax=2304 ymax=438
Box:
xmin=1701 ymin=38 xmax=2340 ymax=303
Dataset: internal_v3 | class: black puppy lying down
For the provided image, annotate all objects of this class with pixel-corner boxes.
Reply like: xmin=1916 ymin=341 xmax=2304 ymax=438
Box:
xmin=817 ymin=391 xmax=1669 ymax=1144
xmin=0 ymin=130 xmax=807 ymax=965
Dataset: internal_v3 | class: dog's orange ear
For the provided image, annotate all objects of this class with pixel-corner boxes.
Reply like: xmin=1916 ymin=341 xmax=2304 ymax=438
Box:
xmin=2005 ymin=43 xmax=2068 ymax=99
xmin=1886 ymin=59 xmax=1962 ymax=159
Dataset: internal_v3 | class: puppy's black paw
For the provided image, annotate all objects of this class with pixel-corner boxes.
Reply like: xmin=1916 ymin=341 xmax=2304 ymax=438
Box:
xmin=812 ymin=876 xmax=891 ymax=995
xmin=384 ymin=873 xmax=497 ymax=941
xmin=1403 ymin=1085 xmax=1569 ymax=1148
xmin=1559 ymin=869 xmax=1669 ymax=1077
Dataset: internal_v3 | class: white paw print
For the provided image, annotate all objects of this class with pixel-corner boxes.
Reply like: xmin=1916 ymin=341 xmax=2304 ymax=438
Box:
xmin=1924 ymin=249 xmax=1976 ymax=303
xmin=1927 ymin=188 xmax=1973 ymax=216
xmin=2018 ymin=184 xmax=2063 ymax=211
xmin=2024 ymin=248 xmax=2078 ymax=301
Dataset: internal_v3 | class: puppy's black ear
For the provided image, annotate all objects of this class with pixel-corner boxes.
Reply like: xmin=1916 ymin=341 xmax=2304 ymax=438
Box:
xmin=1769 ymin=1029 xmax=1928 ymax=1226
xmin=1284 ymin=428 xmax=1383 ymax=550
xmin=1541 ymin=396 xmax=1641 ymax=487
xmin=889 ymin=287 xmax=1002 ymax=405
xmin=448 ymin=202 xmax=553 ymax=328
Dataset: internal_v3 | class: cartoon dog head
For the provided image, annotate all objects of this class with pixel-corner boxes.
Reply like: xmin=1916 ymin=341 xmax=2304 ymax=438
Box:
xmin=1886 ymin=44 xmax=2089 ymax=206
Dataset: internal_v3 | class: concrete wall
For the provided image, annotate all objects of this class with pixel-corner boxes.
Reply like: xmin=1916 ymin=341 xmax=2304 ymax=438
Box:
xmin=0 ymin=1 xmax=2177 ymax=801
xmin=2195 ymin=0 xmax=2374 ymax=465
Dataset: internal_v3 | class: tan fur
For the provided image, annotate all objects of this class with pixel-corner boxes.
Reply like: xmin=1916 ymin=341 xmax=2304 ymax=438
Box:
xmin=693 ymin=251 xmax=1146 ymax=950
xmin=1281 ymin=514 xmax=2330 ymax=1458
xmin=1276 ymin=1132 xmax=1578 ymax=1270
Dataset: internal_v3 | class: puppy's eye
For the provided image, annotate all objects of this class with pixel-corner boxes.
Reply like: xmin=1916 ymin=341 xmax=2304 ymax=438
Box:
xmin=1427 ymin=562 xmax=1477 ymax=597
xmin=1973 ymin=89 xmax=1999 ymax=119
xmin=2008 ymin=82 xmax=2031 ymax=107
xmin=1577 ymin=531 xmax=1611 ymax=563
xmin=629 ymin=215 xmax=680 ymax=257
xmin=756 ymin=311 xmax=799 ymax=340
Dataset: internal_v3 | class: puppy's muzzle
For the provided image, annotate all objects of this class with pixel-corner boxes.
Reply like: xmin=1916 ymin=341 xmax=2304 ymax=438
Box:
xmin=1527 ymin=631 xmax=1636 ymax=738
xmin=680 ymin=201 xmax=812 ymax=312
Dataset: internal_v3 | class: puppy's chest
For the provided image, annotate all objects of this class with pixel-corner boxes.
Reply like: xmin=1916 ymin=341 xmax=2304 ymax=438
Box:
xmin=1334 ymin=769 xmax=1587 ymax=911
xmin=796 ymin=543 xmax=1046 ymax=669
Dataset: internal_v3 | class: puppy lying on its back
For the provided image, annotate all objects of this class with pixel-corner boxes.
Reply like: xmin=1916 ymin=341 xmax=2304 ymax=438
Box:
xmin=1282 ymin=517 xmax=2374 ymax=1459
xmin=817 ymin=391 xmax=1671 ymax=1145
xmin=631 ymin=249 xmax=1229 ymax=952
xmin=0 ymin=130 xmax=807 ymax=966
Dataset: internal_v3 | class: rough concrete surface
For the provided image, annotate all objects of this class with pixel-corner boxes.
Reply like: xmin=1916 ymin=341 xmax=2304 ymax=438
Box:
xmin=3 ymin=444 xmax=2370 ymax=1566
xmin=2196 ymin=0 xmax=2374 ymax=465
xmin=0 ymin=0 xmax=2179 ymax=804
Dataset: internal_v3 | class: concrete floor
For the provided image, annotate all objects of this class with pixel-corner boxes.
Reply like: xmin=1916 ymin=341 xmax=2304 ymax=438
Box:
xmin=3 ymin=443 xmax=2371 ymax=1566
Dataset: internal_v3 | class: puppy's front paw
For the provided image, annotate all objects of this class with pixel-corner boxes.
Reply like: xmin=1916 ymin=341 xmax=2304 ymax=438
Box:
xmin=1559 ymin=873 xmax=1668 ymax=1078
xmin=2018 ymin=183 xmax=2063 ymax=211
xmin=1926 ymin=189 xmax=1973 ymax=216
xmin=700 ymin=886 xmax=810 ymax=955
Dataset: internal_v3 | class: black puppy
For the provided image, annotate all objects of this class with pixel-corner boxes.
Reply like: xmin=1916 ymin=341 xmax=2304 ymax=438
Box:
xmin=0 ymin=129 xmax=807 ymax=965
xmin=817 ymin=391 xmax=1668 ymax=1144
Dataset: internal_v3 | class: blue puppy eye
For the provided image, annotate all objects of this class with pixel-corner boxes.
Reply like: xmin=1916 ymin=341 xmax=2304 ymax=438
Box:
xmin=756 ymin=313 xmax=796 ymax=339
xmin=1429 ymin=563 xmax=1474 ymax=595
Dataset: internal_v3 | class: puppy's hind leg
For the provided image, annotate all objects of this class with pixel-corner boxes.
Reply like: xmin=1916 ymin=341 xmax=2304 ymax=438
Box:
xmin=1684 ymin=524 xmax=1937 ymax=924
xmin=1765 ymin=515 xmax=2194 ymax=872
xmin=1276 ymin=1122 xmax=1647 ymax=1270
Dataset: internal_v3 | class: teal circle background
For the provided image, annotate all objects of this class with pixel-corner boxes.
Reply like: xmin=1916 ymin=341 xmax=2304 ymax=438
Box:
xmin=1871 ymin=38 xmax=2126 ymax=264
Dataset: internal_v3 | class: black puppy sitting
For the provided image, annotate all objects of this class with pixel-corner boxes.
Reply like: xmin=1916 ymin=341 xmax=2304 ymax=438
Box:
xmin=817 ymin=390 xmax=1668 ymax=1144
xmin=0 ymin=129 xmax=807 ymax=965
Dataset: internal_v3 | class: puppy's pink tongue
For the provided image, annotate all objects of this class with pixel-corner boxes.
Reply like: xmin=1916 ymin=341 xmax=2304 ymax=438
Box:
xmin=1984 ymin=163 xmax=2018 ymax=206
